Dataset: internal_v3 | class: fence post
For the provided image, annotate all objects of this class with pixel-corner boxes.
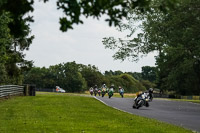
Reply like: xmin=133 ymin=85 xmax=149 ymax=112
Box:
xmin=29 ymin=85 xmax=36 ymax=96
xmin=24 ymin=85 xmax=29 ymax=96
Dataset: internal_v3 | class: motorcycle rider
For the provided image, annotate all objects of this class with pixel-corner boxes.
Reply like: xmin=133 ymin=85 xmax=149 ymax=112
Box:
xmin=89 ymin=87 xmax=94 ymax=96
xmin=108 ymin=84 xmax=115 ymax=98
xmin=118 ymin=86 xmax=124 ymax=98
xmin=148 ymin=88 xmax=154 ymax=101
xmin=133 ymin=91 xmax=149 ymax=109
xmin=101 ymin=84 xmax=107 ymax=97
xmin=93 ymin=85 xmax=98 ymax=96
xmin=98 ymin=88 xmax=101 ymax=96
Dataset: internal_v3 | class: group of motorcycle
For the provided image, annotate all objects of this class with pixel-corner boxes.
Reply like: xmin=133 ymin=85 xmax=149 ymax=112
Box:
xmin=90 ymin=85 xmax=154 ymax=109
xmin=132 ymin=88 xmax=154 ymax=109
xmin=89 ymin=84 xmax=124 ymax=99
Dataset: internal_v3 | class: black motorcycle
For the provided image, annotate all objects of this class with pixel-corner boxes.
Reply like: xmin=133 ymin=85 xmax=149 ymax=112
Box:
xmin=101 ymin=88 xmax=106 ymax=97
xmin=98 ymin=89 xmax=101 ymax=96
xmin=94 ymin=88 xmax=98 ymax=96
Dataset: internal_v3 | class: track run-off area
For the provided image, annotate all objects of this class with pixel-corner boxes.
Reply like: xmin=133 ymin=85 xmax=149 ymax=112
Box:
xmin=94 ymin=96 xmax=200 ymax=132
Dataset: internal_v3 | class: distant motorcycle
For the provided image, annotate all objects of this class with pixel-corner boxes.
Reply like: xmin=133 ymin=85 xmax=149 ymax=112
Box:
xmin=132 ymin=92 xmax=150 ymax=109
xmin=98 ymin=89 xmax=101 ymax=96
xmin=94 ymin=88 xmax=98 ymax=96
xmin=108 ymin=88 xmax=114 ymax=98
xmin=101 ymin=87 xmax=106 ymax=97
xmin=119 ymin=89 xmax=124 ymax=98
xmin=89 ymin=89 xmax=94 ymax=96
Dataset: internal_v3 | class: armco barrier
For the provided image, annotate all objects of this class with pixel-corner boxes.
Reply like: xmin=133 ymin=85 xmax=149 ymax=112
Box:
xmin=0 ymin=85 xmax=24 ymax=98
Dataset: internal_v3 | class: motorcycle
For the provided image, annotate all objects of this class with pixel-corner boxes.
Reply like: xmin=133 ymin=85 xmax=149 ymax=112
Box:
xmin=98 ymin=89 xmax=101 ymax=96
xmin=132 ymin=92 xmax=150 ymax=109
xmin=119 ymin=89 xmax=124 ymax=98
xmin=101 ymin=87 xmax=106 ymax=97
xmin=108 ymin=88 xmax=114 ymax=98
xmin=90 ymin=90 xmax=94 ymax=96
xmin=94 ymin=88 xmax=98 ymax=96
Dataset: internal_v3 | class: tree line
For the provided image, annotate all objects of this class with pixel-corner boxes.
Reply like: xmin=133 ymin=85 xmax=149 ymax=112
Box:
xmin=1 ymin=0 xmax=199 ymax=95
xmin=103 ymin=0 xmax=200 ymax=95
xmin=23 ymin=61 xmax=156 ymax=93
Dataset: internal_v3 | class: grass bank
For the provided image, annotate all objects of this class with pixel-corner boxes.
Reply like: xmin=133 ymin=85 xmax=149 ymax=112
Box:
xmin=166 ymin=98 xmax=200 ymax=104
xmin=0 ymin=92 xmax=192 ymax=133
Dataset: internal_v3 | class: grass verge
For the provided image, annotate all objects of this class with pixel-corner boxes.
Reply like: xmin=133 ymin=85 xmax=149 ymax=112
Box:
xmin=165 ymin=98 xmax=200 ymax=104
xmin=0 ymin=92 xmax=192 ymax=133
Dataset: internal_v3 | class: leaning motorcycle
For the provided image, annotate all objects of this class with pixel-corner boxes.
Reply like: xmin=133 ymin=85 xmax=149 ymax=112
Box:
xmin=132 ymin=93 xmax=149 ymax=109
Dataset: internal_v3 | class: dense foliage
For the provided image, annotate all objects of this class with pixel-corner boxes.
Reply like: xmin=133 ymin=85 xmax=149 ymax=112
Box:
xmin=103 ymin=0 xmax=200 ymax=95
xmin=0 ymin=0 xmax=176 ymax=86
xmin=0 ymin=0 xmax=34 ymax=85
xmin=23 ymin=62 xmax=152 ymax=93
xmin=43 ymin=0 xmax=169 ymax=32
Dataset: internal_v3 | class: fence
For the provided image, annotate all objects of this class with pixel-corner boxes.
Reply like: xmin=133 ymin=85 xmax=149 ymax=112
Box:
xmin=0 ymin=85 xmax=24 ymax=98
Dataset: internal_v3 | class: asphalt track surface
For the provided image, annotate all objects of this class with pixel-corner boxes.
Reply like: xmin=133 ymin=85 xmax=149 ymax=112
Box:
xmin=94 ymin=96 xmax=200 ymax=132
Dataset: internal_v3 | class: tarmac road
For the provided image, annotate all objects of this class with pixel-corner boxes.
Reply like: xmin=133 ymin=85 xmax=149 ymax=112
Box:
xmin=95 ymin=96 xmax=200 ymax=132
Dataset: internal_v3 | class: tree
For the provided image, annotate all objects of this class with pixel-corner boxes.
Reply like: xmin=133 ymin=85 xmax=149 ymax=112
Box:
xmin=126 ymin=72 xmax=142 ymax=81
xmin=24 ymin=62 xmax=87 ymax=92
xmin=141 ymin=66 xmax=156 ymax=82
xmin=79 ymin=64 xmax=106 ymax=88
xmin=140 ymin=80 xmax=156 ymax=90
xmin=1 ymin=0 xmax=178 ymax=86
xmin=102 ymin=0 xmax=200 ymax=95
xmin=42 ymin=0 xmax=177 ymax=32
xmin=52 ymin=62 xmax=87 ymax=92
xmin=0 ymin=0 xmax=34 ymax=85
xmin=0 ymin=12 xmax=11 ymax=84
xmin=109 ymin=74 xmax=146 ymax=93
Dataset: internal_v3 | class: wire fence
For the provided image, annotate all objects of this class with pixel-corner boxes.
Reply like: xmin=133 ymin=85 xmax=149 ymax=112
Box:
xmin=0 ymin=85 xmax=24 ymax=98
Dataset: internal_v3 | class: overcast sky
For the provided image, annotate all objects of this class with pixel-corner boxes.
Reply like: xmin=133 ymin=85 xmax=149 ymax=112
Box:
xmin=25 ymin=0 xmax=156 ymax=73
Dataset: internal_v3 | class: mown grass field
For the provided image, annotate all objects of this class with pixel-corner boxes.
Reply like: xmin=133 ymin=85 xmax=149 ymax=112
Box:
xmin=0 ymin=92 xmax=193 ymax=133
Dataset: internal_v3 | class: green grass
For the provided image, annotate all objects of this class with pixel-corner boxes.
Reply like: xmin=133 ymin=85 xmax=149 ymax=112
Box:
xmin=165 ymin=98 xmax=200 ymax=104
xmin=0 ymin=92 xmax=193 ymax=133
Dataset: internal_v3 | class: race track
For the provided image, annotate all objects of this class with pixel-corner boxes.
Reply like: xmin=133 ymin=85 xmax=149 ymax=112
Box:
xmin=95 ymin=96 xmax=200 ymax=132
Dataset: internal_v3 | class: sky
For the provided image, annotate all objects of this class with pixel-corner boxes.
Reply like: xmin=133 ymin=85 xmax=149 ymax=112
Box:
xmin=25 ymin=0 xmax=156 ymax=73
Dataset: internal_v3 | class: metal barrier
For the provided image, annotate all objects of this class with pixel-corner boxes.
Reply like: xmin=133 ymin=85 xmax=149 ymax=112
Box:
xmin=0 ymin=85 xmax=24 ymax=98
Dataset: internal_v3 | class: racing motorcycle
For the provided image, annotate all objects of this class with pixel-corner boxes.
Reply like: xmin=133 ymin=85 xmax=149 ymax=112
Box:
xmin=108 ymin=88 xmax=114 ymax=98
xmin=132 ymin=92 xmax=150 ymax=109
xmin=90 ymin=89 xmax=94 ymax=96
xmin=119 ymin=89 xmax=124 ymax=98
xmin=98 ymin=89 xmax=101 ymax=96
xmin=101 ymin=87 xmax=107 ymax=97
xmin=94 ymin=88 xmax=98 ymax=96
